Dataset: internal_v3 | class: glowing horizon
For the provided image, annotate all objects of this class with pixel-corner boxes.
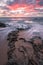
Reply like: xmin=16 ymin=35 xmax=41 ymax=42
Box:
xmin=0 ymin=0 xmax=43 ymax=17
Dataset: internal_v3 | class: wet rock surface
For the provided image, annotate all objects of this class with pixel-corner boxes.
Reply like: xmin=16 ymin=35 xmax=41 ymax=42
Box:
xmin=6 ymin=29 xmax=43 ymax=65
xmin=0 ymin=22 xmax=43 ymax=65
xmin=0 ymin=22 xmax=6 ymax=27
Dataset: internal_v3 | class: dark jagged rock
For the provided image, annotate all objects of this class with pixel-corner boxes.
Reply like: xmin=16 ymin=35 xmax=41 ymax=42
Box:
xmin=6 ymin=29 xmax=43 ymax=65
xmin=12 ymin=39 xmax=39 ymax=65
xmin=6 ymin=30 xmax=19 ymax=65
xmin=0 ymin=22 xmax=6 ymax=27
xmin=6 ymin=59 xmax=15 ymax=65
xmin=19 ymin=38 xmax=27 ymax=42
xmin=30 ymin=36 xmax=43 ymax=65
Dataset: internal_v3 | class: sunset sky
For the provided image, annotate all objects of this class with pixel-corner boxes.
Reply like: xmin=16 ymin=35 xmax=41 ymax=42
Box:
xmin=0 ymin=0 xmax=43 ymax=17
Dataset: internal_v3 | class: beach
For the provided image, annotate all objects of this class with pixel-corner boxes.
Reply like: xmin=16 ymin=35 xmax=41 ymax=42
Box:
xmin=0 ymin=19 xmax=43 ymax=65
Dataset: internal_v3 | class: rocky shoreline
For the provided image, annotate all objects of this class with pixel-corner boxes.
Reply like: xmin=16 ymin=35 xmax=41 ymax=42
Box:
xmin=6 ymin=28 xmax=43 ymax=65
xmin=0 ymin=22 xmax=43 ymax=65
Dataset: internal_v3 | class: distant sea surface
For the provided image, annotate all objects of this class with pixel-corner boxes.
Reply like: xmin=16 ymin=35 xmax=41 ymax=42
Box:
xmin=0 ymin=17 xmax=43 ymax=24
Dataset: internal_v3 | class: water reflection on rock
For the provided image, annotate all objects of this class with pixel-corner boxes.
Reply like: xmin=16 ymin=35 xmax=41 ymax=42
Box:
xmin=0 ymin=22 xmax=43 ymax=65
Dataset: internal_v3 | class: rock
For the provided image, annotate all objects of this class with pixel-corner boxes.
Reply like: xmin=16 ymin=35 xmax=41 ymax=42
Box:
xmin=0 ymin=22 xmax=6 ymax=27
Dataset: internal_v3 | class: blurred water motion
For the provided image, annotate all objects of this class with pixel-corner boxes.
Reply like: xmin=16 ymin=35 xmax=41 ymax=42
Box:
xmin=0 ymin=17 xmax=43 ymax=65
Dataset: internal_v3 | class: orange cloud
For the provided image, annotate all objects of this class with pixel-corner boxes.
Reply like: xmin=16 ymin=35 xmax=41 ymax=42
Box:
xmin=7 ymin=1 xmax=43 ymax=14
xmin=7 ymin=4 xmax=35 ymax=12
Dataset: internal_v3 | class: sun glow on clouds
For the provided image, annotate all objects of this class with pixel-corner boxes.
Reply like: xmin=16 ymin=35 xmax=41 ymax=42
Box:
xmin=7 ymin=4 xmax=35 ymax=12
xmin=5 ymin=3 xmax=43 ymax=17
xmin=7 ymin=0 xmax=43 ymax=11
xmin=0 ymin=0 xmax=43 ymax=17
xmin=7 ymin=4 xmax=36 ymax=17
xmin=10 ymin=7 xmax=26 ymax=14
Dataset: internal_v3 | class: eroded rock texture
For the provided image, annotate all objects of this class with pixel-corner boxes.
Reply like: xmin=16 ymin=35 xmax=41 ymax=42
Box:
xmin=6 ymin=30 xmax=43 ymax=65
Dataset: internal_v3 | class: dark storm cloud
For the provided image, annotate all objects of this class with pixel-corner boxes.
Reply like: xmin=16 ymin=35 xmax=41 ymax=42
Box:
xmin=38 ymin=0 xmax=43 ymax=6
xmin=6 ymin=0 xmax=36 ymax=5
xmin=6 ymin=0 xmax=14 ymax=5
xmin=2 ymin=6 xmax=10 ymax=10
xmin=25 ymin=0 xmax=36 ymax=4
xmin=6 ymin=0 xmax=23 ymax=5
xmin=0 ymin=5 xmax=10 ymax=11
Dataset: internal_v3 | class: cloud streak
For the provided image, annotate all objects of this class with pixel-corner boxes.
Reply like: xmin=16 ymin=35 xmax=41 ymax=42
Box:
xmin=0 ymin=0 xmax=43 ymax=6
xmin=6 ymin=0 xmax=36 ymax=5
xmin=0 ymin=0 xmax=43 ymax=14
